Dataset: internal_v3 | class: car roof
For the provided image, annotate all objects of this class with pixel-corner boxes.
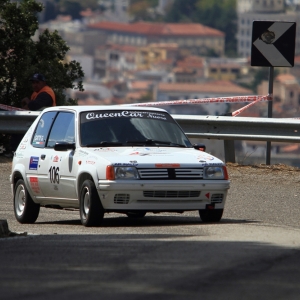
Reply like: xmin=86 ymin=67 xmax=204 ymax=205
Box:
xmin=42 ymin=105 xmax=168 ymax=113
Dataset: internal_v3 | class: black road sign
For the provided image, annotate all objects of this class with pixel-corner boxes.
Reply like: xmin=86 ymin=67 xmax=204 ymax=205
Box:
xmin=251 ymin=21 xmax=296 ymax=67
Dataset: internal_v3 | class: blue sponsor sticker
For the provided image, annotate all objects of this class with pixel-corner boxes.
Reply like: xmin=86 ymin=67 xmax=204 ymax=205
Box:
xmin=29 ymin=156 xmax=39 ymax=170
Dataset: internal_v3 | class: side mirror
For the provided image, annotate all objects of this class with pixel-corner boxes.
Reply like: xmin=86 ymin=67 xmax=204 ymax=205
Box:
xmin=193 ymin=143 xmax=206 ymax=152
xmin=54 ymin=142 xmax=76 ymax=151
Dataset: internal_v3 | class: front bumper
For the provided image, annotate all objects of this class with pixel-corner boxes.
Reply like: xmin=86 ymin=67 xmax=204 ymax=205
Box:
xmin=98 ymin=179 xmax=230 ymax=211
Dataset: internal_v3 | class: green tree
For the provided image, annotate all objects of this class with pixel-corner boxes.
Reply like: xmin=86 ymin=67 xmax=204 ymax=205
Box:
xmin=0 ymin=0 xmax=84 ymax=108
xmin=58 ymin=0 xmax=82 ymax=19
xmin=163 ymin=0 xmax=198 ymax=23
xmin=195 ymin=0 xmax=237 ymax=57
xmin=129 ymin=0 xmax=159 ymax=21
xmin=58 ymin=0 xmax=99 ymax=19
xmin=44 ymin=1 xmax=58 ymax=22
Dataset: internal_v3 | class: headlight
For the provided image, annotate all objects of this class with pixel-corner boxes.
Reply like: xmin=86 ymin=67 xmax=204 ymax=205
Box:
xmin=115 ymin=166 xmax=139 ymax=179
xmin=203 ymin=166 xmax=224 ymax=179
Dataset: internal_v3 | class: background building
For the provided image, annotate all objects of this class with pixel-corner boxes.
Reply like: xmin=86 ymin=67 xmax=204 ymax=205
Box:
xmin=88 ymin=21 xmax=225 ymax=57
xmin=237 ymin=0 xmax=300 ymax=57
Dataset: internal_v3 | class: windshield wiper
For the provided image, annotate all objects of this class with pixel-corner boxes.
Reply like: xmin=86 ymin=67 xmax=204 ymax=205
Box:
xmin=85 ymin=141 xmax=123 ymax=147
xmin=125 ymin=139 xmax=186 ymax=147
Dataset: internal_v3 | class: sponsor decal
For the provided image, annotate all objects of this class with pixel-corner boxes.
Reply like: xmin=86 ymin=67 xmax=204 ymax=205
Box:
xmin=78 ymin=150 xmax=89 ymax=157
xmin=86 ymin=160 xmax=96 ymax=165
xmin=29 ymin=156 xmax=39 ymax=170
xmin=113 ymin=162 xmax=138 ymax=167
xmin=83 ymin=110 xmax=170 ymax=121
xmin=29 ymin=177 xmax=40 ymax=194
xmin=94 ymin=148 xmax=117 ymax=152
xmin=128 ymin=148 xmax=168 ymax=156
xmin=53 ymin=155 xmax=59 ymax=162
xmin=155 ymin=163 xmax=180 ymax=168
xmin=39 ymin=119 xmax=45 ymax=128
xmin=197 ymin=154 xmax=215 ymax=161
xmin=33 ymin=135 xmax=44 ymax=142
xmin=130 ymin=151 xmax=150 ymax=156
xmin=200 ymin=163 xmax=224 ymax=167
xmin=131 ymin=148 xmax=166 ymax=152
xmin=15 ymin=152 xmax=24 ymax=158
xmin=130 ymin=160 xmax=138 ymax=164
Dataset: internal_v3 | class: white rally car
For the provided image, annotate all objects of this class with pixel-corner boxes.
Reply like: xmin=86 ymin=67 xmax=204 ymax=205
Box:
xmin=10 ymin=106 xmax=230 ymax=226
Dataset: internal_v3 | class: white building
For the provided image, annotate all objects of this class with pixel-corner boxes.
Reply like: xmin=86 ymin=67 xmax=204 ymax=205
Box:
xmin=68 ymin=54 xmax=94 ymax=80
xmin=237 ymin=0 xmax=285 ymax=13
xmin=237 ymin=0 xmax=300 ymax=57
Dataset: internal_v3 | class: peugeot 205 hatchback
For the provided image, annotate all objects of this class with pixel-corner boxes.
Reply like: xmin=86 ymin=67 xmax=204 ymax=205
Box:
xmin=10 ymin=106 xmax=230 ymax=227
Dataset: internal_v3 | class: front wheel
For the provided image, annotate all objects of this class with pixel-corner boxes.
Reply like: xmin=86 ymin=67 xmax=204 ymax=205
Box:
xmin=14 ymin=179 xmax=40 ymax=223
xmin=199 ymin=209 xmax=223 ymax=223
xmin=79 ymin=179 xmax=104 ymax=227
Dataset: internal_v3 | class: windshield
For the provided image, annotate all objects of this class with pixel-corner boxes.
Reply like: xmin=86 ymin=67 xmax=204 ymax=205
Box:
xmin=80 ymin=110 xmax=192 ymax=147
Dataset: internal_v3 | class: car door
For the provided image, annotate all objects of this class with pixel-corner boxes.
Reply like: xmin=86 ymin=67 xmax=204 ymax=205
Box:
xmin=38 ymin=111 xmax=77 ymax=201
xmin=28 ymin=111 xmax=58 ymax=198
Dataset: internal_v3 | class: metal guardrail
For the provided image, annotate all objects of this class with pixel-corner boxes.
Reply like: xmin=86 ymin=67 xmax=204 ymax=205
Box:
xmin=173 ymin=115 xmax=300 ymax=163
xmin=0 ymin=111 xmax=40 ymax=134
xmin=1 ymin=111 xmax=300 ymax=162
xmin=173 ymin=115 xmax=300 ymax=143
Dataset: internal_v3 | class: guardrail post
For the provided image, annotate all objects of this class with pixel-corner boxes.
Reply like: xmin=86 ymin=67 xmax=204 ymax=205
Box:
xmin=224 ymin=140 xmax=236 ymax=163
xmin=222 ymin=112 xmax=236 ymax=163
xmin=266 ymin=66 xmax=274 ymax=165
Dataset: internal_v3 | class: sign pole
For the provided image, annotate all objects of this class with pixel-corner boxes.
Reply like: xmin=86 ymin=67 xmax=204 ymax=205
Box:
xmin=251 ymin=21 xmax=295 ymax=165
xmin=266 ymin=67 xmax=274 ymax=165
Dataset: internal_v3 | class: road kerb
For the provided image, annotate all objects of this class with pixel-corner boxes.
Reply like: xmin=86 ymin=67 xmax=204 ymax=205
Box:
xmin=0 ymin=219 xmax=27 ymax=238
xmin=0 ymin=219 xmax=10 ymax=237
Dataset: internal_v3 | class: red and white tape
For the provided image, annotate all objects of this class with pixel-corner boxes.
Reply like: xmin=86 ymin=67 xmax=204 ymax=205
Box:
xmin=0 ymin=103 xmax=25 ymax=111
xmin=128 ymin=95 xmax=272 ymax=107
xmin=1 ymin=94 xmax=273 ymax=113
xmin=232 ymin=95 xmax=269 ymax=117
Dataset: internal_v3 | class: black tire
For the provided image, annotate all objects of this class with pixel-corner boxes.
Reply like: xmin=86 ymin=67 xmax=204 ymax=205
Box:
xmin=14 ymin=179 xmax=40 ymax=223
xmin=126 ymin=211 xmax=146 ymax=218
xmin=199 ymin=209 xmax=223 ymax=223
xmin=79 ymin=179 xmax=104 ymax=227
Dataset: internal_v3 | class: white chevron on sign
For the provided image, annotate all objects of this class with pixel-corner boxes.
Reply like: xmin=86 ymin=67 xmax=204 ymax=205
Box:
xmin=253 ymin=22 xmax=294 ymax=67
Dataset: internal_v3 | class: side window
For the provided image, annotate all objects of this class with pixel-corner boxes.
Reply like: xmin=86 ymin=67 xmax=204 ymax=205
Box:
xmin=32 ymin=112 xmax=57 ymax=148
xmin=47 ymin=112 xmax=75 ymax=148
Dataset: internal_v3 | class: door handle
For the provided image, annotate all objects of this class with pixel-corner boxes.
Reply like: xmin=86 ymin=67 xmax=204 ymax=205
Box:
xmin=41 ymin=154 xmax=46 ymax=160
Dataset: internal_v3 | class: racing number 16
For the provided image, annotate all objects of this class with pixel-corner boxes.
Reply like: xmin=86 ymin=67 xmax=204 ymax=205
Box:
xmin=49 ymin=166 xmax=59 ymax=184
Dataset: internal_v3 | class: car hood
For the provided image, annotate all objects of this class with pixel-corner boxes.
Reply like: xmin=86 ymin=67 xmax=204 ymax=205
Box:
xmin=78 ymin=147 xmax=224 ymax=168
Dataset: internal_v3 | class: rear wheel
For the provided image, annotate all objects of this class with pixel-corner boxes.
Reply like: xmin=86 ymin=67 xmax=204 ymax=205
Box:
xmin=199 ymin=209 xmax=223 ymax=223
xmin=80 ymin=179 xmax=104 ymax=227
xmin=14 ymin=179 xmax=40 ymax=223
xmin=126 ymin=211 xmax=146 ymax=218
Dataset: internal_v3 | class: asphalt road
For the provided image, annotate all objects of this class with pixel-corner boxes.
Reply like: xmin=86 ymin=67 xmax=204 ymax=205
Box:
xmin=0 ymin=157 xmax=300 ymax=300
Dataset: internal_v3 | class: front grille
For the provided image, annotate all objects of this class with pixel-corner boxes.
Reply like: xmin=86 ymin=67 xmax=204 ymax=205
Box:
xmin=175 ymin=169 xmax=203 ymax=178
xmin=114 ymin=194 xmax=130 ymax=204
xmin=138 ymin=168 xmax=203 ymax=180
xmin=143 ymin=191 xmax=200 ymax=198
xmin=211 ymin=194 xmax=224 ymax=203
xmin=137 ymin=199 xmax=203 ymax=203
xmin=138 ymin=169 xmax=169 ymax=179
